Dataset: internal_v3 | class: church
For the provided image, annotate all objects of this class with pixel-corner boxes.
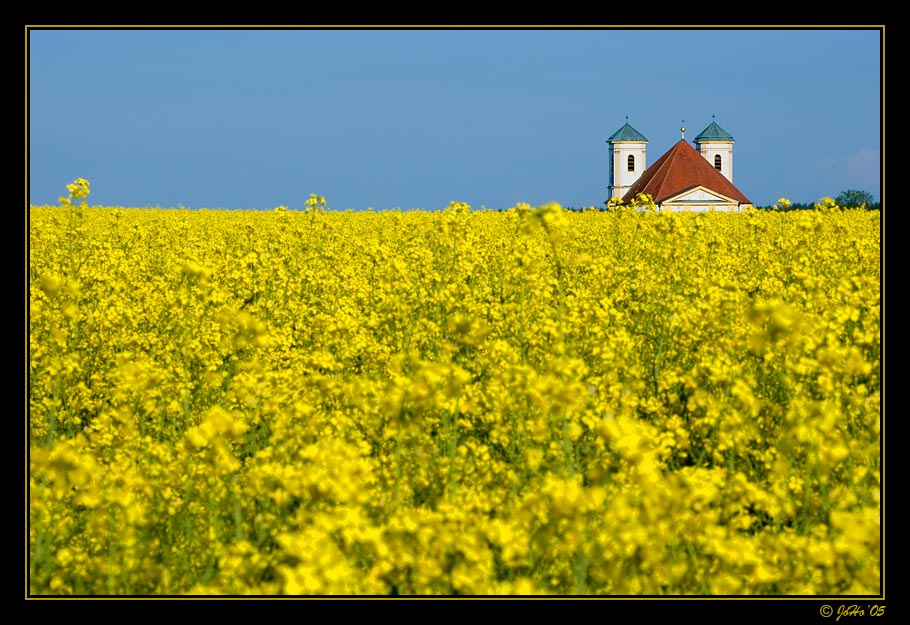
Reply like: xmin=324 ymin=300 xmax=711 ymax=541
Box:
xmin=607 ymin=117 xmax=753 ymax=211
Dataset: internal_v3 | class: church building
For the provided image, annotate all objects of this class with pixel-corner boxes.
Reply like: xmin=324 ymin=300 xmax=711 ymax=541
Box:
xmin=607 ymin=117 xmax=752 ymax=211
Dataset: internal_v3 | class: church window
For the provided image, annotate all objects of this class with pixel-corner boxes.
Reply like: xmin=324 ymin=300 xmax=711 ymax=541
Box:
xmin=627 ymin=155 xmax=635 ymax=172
xmin=714 ymin=155 xmax=722 ymax=170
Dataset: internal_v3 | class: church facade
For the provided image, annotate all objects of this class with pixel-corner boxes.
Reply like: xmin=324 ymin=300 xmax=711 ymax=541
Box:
xmin=607 ymin=118 xmax=752 ymax=212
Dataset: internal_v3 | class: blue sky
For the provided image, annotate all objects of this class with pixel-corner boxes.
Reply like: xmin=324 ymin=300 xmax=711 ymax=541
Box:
xmin=27 ymin=27 xmax=882 ymax=211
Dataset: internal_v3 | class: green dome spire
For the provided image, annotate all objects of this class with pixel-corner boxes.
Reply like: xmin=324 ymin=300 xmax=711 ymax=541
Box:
xmin=694 ymin=115 xmax=734 ymax=141
xmin=608 ymin=116 xmax=649 ymax=142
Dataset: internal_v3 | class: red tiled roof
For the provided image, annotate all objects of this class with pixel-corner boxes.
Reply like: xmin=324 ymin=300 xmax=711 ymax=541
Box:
xmin=621 ymin=140 xmax=751 ymax=205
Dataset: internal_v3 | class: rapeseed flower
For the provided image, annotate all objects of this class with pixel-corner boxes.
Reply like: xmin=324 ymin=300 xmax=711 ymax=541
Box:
xmin=28 ymin=204 xmax=880 ymax=596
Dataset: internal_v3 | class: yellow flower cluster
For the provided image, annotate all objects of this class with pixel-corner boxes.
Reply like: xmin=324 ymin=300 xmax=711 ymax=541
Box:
xmin=28 ymin=201 xmax=880 ymax=595
xmin=58 ymin=177 xmax=91 ymax=207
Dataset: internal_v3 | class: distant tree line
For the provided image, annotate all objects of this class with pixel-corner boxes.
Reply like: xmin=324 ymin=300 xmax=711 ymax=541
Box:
xmin=754 ymin=190 xmax=880 ymax=211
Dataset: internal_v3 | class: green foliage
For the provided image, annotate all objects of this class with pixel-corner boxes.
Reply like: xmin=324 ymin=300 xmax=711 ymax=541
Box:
xmin=835 ymin=189 xmax=875 ymax=210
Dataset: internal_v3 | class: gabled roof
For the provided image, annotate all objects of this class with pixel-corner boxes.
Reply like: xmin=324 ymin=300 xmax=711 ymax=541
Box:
xmin=607 ymin=122 xmax=648 ymax=143
xmin=694 ymin=121 xmax=734 ymax=142
xmin=621 ymin=140 xmax=751 ymax=205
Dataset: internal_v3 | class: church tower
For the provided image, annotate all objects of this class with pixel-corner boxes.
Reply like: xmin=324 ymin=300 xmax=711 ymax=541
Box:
xmin=606 ymin=118 xmax=648 ymax=199
xmin=693 ymin=116 xmax=735 ymax=182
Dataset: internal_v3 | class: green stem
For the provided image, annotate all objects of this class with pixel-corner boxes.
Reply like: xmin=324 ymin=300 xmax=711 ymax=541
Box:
xmin=561 ymin=415 xmax=575 ymax=476
xmin=446 ymin=398 xmax=461 ymax=503
xmin=393 ymin=430 xmax=402 ymax=512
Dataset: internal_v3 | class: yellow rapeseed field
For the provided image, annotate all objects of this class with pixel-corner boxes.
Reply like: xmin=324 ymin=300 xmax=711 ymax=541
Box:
xmin=28 ymin=192 xmax=881 ymax=595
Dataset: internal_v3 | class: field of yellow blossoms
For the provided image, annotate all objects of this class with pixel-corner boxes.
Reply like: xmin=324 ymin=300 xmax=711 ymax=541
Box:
xmin=28 ymin=193 xmax=881 ymax=595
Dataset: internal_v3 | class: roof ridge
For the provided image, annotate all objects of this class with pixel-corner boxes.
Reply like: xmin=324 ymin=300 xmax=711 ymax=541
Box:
xmin=621 ymin=139 xmax=750 ymax=205
xmin=653 ymin=141 xmax=688 ymax=200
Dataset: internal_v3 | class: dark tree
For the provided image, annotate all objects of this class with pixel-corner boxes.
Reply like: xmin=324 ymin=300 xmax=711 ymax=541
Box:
xmin=835 ymin=189 xmax=875 ymax=209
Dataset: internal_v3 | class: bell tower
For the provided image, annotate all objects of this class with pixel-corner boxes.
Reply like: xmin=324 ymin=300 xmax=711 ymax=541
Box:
xmin=694 ymin=115 xmax=735 ymax=182
xmin=607 ymin=117 xmax=648 ymax=200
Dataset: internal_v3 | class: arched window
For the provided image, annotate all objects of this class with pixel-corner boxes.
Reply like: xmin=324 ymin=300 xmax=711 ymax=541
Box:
xmin=714 ymin=155 xmax=722 ymax=171
xmin=627 ymin=155 xmax=635 ymax=172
